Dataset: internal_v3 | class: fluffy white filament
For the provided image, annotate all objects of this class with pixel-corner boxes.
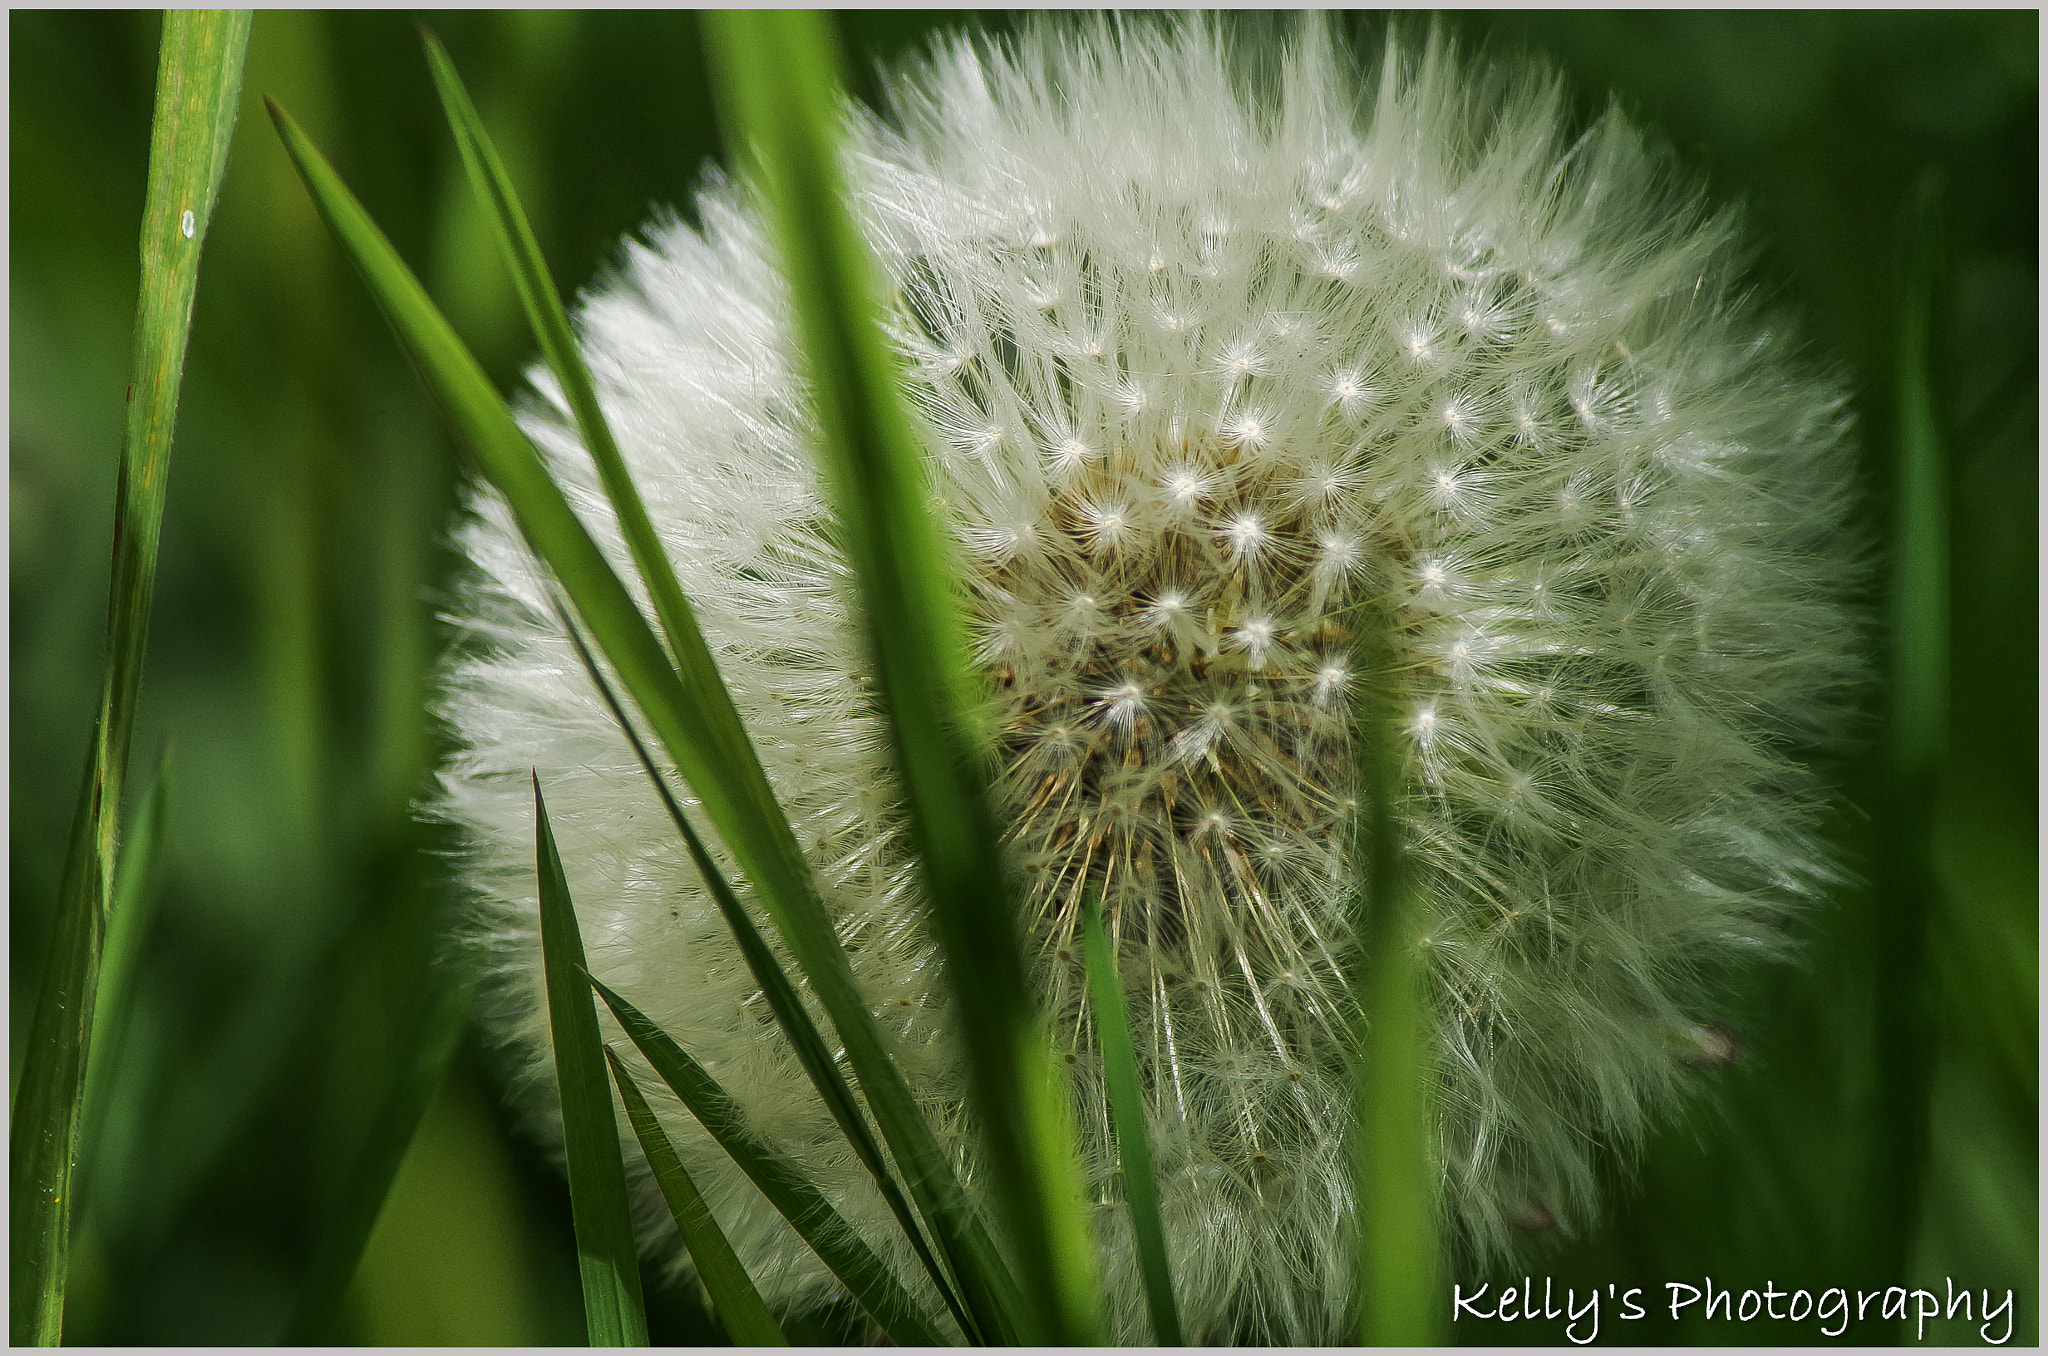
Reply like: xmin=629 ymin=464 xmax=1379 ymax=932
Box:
xmin=437 ymin=19 xmax=1860 ymax=1344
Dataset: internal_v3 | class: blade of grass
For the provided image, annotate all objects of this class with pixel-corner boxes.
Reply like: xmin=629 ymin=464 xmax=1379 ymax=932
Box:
xmin=594 ymin=979 xmax=949 ymax=1348
xmin=1346 ymin=593 xmax=1444 ymax=1346
xmin=534 ymin=778 xmax=649 ymax=1347
xmin=547 ymin=592 xmax=976 ymax=1340
xmin=1868 ymin=168 xmax=1947 ymax=1321
xmin=1080 ymin=899 xmax=1183 ymax=1346
xmin=280 ymin=964 xmax=479 ymax=1343
xmin=81 ymin=753 xmax=173 ymax=1161
xmin=423 ymin=36 xmax=974 ymax=1331
xmin=603 ymin=1048 xmax=787 ymax=1347
xmin=421 ymin=30 xmax=703 ymax=685
xmin=268 ymin=99 xmax=1021 ymax=1343
xmin=703 ymin=10 xmax=1102 ymax=1343
xmin=9 ymin=12 xmax=249 ymax=1345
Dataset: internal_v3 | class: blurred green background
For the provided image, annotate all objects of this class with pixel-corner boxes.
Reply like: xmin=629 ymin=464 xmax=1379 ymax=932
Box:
xmin=12 ymin=10 xmax=2034 ymax=1345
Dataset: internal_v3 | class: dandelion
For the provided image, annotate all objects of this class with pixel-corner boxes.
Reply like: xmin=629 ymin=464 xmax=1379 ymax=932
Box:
xmin=437 ymin=18 xmax=1860 ymax=1345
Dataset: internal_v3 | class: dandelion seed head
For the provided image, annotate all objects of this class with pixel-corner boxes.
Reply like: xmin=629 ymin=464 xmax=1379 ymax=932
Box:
xmin=438 ymin=17 xmax=1861 ymax=1345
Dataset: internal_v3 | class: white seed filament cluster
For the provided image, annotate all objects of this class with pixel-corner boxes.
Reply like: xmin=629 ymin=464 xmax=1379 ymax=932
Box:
xmin=438 ymin=21 xmax=1860 ymax=1345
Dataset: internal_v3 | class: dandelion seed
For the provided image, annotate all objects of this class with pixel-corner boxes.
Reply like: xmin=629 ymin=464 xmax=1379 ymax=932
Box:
xmin=438 ymin=17 xmax=1860 ymax=1345
xmin=1220 ymin=511 xmax=1270 ymax=561
xmin=1160 ymin=466 xmax=1216 ymax=512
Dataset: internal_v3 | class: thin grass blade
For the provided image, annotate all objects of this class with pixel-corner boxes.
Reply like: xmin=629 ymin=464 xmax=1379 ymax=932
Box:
xmin=81 ymin=752 xmax=174 ymax=1159
xmin=1866 ymin=169 xmax=1948 ymax=1316
xmin=268 ymin=100 xmax=1017 ymax=1341
xmin=9 ymin=12 xmax=249 ymax=1345
xmin=1081 ymin=899 xmax=1183 ymax=1345
xmin=549 ymin=596 xmax=976 ymax=1339
xmin=703 ymin=10 xmax=1102 ymax=1342
xmin=594 ymin=979 xmax=949 ymax=1348
xmin=1346 ymin=594 xmax=1444 ymax=1346
xmin=534 ymin=778 xmax=649 ymax=1346
xmin=421 ymin=30 xmax=710 ymax=687
xmin=603 ymin=1048 xmax=787 ymax=1347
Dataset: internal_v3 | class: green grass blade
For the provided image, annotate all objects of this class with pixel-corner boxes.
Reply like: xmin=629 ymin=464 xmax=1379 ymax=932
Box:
xmin=421 ymin=30 xmax=710 ymax=687
xmin=1081 ymin=900 xmax=1183 ymax=1346
xmin=703 ymin=10 xmax=1101 ymax=1343
xmin=9 ymin=12 xmax=249 ymax=1345
xmin=281 ymin=966 xmax=479 ymax=1343
xmin=268 ymin=100 xmax=1017 ymax=1343
xmin=81 ymin=753 xmax=174 ymax=1159
xmin=547 ymin=596 xmax=978 ymax=1340
xmin=534 ymin=778 xmax=650 ymax=1346
xmin=1345 ymin=595 xmax=1444 ymax=1346
xmin=593 ymin=980 xmax=949 ymax=1348
xmin=603 ymin=1048 xmax=788 ymax=1347
xmin=1888 ymin=175 xmax=1949 ymax=791
xmin=1865 ymin=168 xmax=1948 ymax=1319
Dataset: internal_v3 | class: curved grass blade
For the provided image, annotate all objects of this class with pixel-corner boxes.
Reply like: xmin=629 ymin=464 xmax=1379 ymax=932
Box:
xmin=594 ymin=979 xmax=948 ymax=1348
xmin=425 ymin=30 xmax=972 ymax=1325
xmin=1345 ymin=593 xmax=1444 ymax=1346
xmin=535 ymin=778 xmax=649 ymax=1346
xmin=548 ymin=595 xmax=977 ymax=1341
xmin=9 ymin=12 xmax=250 ymax=1345
xmin=268 ymin=99 xmax=1018 ymax=1343
xmin=703 ymin=10 xmax=1101 ymax=1342
xmin=604 ymin=1048 xmax=787 ymax=1347
xmin=422 ymin=29 xmax=708 ymax=687
xmin=1081 ymin=900 xmax=1183 ymax=1346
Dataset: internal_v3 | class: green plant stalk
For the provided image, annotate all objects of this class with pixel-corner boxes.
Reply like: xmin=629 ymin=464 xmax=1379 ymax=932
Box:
xmin=9 ymin=11 xmax=249 ymax=1345
xmin=1081 ymin=900 xmax=1184 ymax=1345
xmin=1346 ymin=595 xmax=1444 ymax=1347
xmin=703 ymin=9 xmax=1103 ymax=1343
xmin=534 ymin=779 xmax=650 ymax=1346
xmin=604 ymin=1048 xmax=788 ymax=1347
xmin=1869 ymin=169 xmax=1947 ymax=1313
xmin=594 ymin=980 xmax=949 ymax=1347
xmin=267 ymin=97 xmax=1020 ymax=1344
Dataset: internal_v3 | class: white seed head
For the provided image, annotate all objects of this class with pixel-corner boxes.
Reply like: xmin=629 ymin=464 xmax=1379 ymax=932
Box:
xmin=436 ymin=17 xmax=1861 ymax=1345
